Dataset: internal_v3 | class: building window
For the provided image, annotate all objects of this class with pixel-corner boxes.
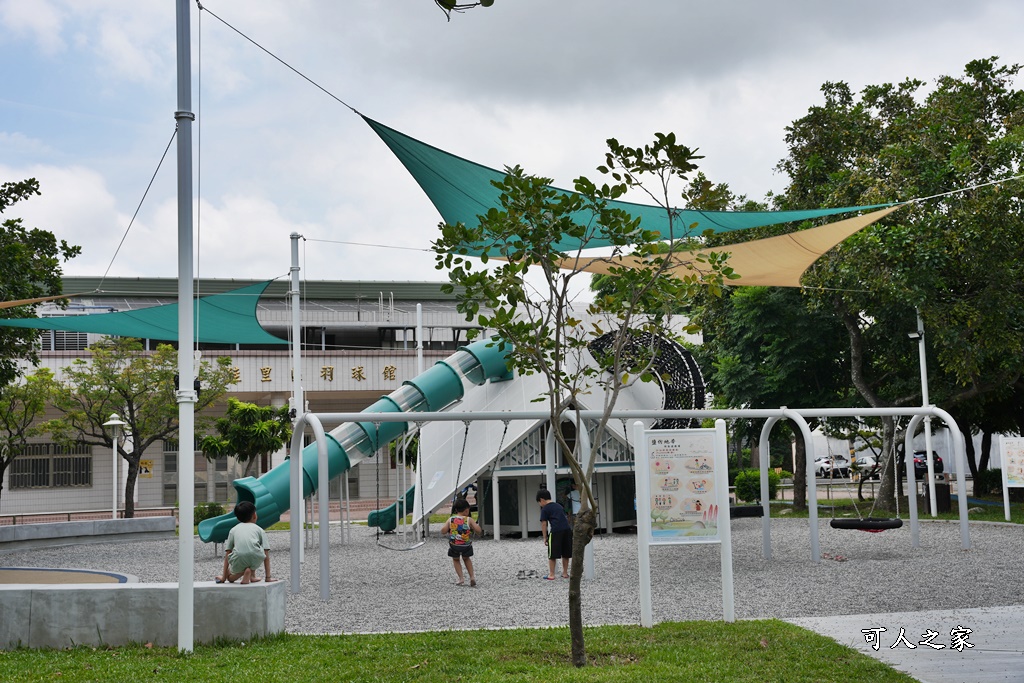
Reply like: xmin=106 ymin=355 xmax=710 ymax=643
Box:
xmin=9 ymin=443 xmax=92 ymax=489
xmin=51 ymin=330 xmax=89 ymax=351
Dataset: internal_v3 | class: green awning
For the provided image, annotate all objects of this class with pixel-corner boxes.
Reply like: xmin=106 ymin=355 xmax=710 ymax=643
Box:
xmin=0 ymin=281 xmax=287 ymax=345
xmin=363 ymin=116 xmax=895 ymax=254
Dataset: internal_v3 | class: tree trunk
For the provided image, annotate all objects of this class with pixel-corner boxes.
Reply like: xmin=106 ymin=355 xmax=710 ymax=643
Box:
xmin=874 ymin=417 xmax=897 ymax=513
xmin=123 ymin=456 xmax=140 ymax=518
xmin=979 ymin=431 xmax=992 ymax=472
xmin=964 ymin=430 xmax=978 ymax=478
xmin=792 ymin=436 xmax=806 ymax=512
xmin=568 ymin=508 xmax=597 ymax=667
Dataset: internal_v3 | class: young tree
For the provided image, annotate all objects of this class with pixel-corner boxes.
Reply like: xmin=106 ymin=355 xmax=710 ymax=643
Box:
xmin=0 ymin=368 xmax=59 ymax=506
xmin=199 ymin=397 xmax=292 ymax=478
xmin=432 ymin=134 xmax=733 ymax=667
xmin=0 ymin=178 xmax=81 ymax=388
xmin=45 ymin=337 xmax=238 ymax=517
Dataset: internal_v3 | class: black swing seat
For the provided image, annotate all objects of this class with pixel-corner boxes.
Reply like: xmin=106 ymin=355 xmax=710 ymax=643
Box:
xmin=730 ymin=505 xmax=765 ymax=519
xmin=830 ymin=517 xmax=903 ymax=531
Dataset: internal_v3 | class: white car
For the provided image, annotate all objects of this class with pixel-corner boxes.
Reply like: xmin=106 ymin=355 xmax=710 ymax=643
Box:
xmin=814 ymin=455 xmax=850 ymax=478
xmin=852 ymin=455 xmax=881 ymax=480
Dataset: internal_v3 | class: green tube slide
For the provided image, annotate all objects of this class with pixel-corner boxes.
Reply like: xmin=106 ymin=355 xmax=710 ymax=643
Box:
xmin=197 ymin=338 xmax=512 ymax=543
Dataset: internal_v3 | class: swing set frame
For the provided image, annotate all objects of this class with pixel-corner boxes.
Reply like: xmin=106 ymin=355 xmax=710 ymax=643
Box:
xmin=287 ymin=405 xmax=971 ymax=600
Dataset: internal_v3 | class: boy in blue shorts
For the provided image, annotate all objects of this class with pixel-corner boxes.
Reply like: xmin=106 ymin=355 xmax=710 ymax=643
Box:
xmin=537 ymin=489 xmax=571 ymax=580
xmin=442 ymin=497 xmax=482 ymax=587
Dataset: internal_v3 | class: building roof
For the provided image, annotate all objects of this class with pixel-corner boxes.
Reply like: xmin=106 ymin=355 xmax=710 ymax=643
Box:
xmin=60 ymin=277 xmax=463 ymax=302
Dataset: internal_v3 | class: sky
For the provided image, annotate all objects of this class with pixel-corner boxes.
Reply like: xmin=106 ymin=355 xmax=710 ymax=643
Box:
xmin=2 ymin=0 xmax=1023 ymax=290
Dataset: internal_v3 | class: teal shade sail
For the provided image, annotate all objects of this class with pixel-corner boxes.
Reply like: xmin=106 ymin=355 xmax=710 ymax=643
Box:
xmin=363 ymin=116 xmax=895 ymax=254
xmin=0 ymin=281 xmax=287 ymax=345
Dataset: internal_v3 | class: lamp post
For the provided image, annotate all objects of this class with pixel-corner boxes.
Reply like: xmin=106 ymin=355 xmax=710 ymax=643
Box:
xmin=908 ymin=310 xmax=938 ymax=516
xmin=103 ymin=414 xmax=127 ymax=520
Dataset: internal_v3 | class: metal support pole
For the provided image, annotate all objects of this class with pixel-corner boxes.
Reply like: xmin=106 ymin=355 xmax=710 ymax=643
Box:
xmin=782 ymin=409 xmax=819 ymax=563
xmin=491 ymin=467 xmax=500 ymax=542
xmin=757 ymin=416 xmax=780 ymax=560
xmin=915 ymin=311 xmax=938 ymax=516
xmin=174 ymin=0 xmax=196 ymax=653
xmin=288 ymin=233 xmax=303 ymax=589
xmin=633 ymin=421 xmax=653 ymax=627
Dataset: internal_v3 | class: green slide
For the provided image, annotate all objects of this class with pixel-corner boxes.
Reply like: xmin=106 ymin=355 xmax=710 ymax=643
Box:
xmin=198 ymin=338 xmax=512 ymax=543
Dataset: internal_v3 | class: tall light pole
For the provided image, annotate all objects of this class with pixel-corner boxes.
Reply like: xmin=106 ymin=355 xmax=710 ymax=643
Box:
xmin=103 ymin=414 xmax=127 ymax=520
xmin=908 ymin=310 xmax=938 ymax=516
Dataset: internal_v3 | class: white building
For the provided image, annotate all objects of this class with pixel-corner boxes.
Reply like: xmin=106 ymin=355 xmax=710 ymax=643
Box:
xmin=1 ymin=277 xmax=488 ymax=518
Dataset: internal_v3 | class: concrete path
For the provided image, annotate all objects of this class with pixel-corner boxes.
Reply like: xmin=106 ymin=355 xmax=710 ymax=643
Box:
xmin=789 ymin=606 xmax=1024 ymax=683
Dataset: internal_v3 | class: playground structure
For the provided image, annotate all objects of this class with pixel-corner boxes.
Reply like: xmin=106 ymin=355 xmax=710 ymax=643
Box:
xmin=199 ymin=333 xmax=692 ymax=546
xmin=190 ymin=321 xmax=972 ymax=603
xmin=198 ymin=336 xmax=515 ymax=544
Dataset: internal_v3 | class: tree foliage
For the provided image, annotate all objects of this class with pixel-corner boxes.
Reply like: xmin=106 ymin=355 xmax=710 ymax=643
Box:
xmin=199 ymin=397 xmax=292 ymax=478
xmin=432 ymin=133 xmax=730 ymax=667
xmin=0 ymin=178 xmax=81 ymax=387
xmin=44 ymin=337 xmax=238 ymax=516
xmin=0 ymin=369 xmax=59 ymax=505
xmin=776 ymin=57 xmax=1024 ymax=504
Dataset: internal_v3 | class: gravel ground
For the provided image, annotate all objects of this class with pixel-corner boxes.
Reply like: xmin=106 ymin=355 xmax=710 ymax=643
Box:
xmin=4 ymin=518 xmax=1022 ymax=634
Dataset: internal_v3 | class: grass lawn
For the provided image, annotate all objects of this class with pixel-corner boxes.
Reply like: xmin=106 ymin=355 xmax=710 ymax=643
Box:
xmin=1 ymin=620 xmax=916 ymax=683
xmin=769 ymin=495 xmax=1024 ymax=524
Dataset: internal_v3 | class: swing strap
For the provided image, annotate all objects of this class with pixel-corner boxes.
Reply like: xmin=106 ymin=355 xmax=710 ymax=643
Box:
xmin=451 ymin=420 xmax=471 ymax=505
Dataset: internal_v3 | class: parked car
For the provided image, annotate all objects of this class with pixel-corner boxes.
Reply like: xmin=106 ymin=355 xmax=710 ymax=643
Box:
xmin=912 ymin=451 xmax=944 ymax=480
xmin=814 ymin=455 xmax=850 ymax=478
xmin=852 ymin=455 xmax=881 ymax=480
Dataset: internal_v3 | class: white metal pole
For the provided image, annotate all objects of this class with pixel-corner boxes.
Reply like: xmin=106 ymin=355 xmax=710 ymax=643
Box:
xmin=491 ymin=467 xmax=500 ymax=542
xmin=1000 ymin=436 xmax=1012 ymax=522
xmin=917 ymin=311 xmax=938 ymax=516
xmin=174 ymin=0 xmax=196 ymax=653
xmin=290 ymin=233 xmax=305 ymax=565
xmin=757 ymin=417 xmax=779 ymax=560
xmin=416 ymin=304 xmax=424 ymax=376
xmin=782 ymin=409 xmax=819 ymax=563
xmin=715 ymin=419 xmax=735 ymax=622
xmin=633 ymin=421 xmax=653 ymax=627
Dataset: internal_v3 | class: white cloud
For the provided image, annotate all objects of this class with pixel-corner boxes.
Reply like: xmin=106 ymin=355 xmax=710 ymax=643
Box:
xmin=0 ymin=0 xmax=65 ymax=54
xmin=3 ymin=0 xmax=1023 ymax=290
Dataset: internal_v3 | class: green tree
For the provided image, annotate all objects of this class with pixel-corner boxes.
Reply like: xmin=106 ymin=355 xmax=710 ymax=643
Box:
xmin=199 ymin=397 xmax=292 ymax=479
xmin=0 ymin=178 xmax=81 ymax=387
xmin=432 ymin=133 xmax=732 ymax=667
xmin=0 ymin=368 xmax=59 ymax=506
xmin=45 ymin=337 xmax=238 ymax=517
xmin=694 ymin=286 xmax=853 ymax=510
xmin=777 ymin=58 xmax=1024 ymax=508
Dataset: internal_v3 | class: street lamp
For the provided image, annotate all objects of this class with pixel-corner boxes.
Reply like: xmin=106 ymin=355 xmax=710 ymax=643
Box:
xmin=103 ymin=414 xmax=127 ymax=520
xmin=908 ymin=311 xmax=938 ymax=516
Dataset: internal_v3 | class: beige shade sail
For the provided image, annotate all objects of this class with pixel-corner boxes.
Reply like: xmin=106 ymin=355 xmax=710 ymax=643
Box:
xmin=554 ymin=205 xmax=904 ymax=288
xmin=0 ymin=292 xmax=92 ymax=310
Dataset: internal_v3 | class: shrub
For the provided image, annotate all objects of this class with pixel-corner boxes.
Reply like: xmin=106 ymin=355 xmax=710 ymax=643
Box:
xmin=195 ymin=502 xmax=226 ymax=522
xmin=733 ymin=468 xmax=780 ymax=502
xmin=973 ymin=468 xmax=1002 ymax=497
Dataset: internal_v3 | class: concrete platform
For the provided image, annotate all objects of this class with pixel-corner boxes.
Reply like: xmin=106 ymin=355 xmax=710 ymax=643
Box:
xmin=0 ymin=518 xmax=177 ymax=553
xmin=0 ymin=580 xmax=285 ymax=649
